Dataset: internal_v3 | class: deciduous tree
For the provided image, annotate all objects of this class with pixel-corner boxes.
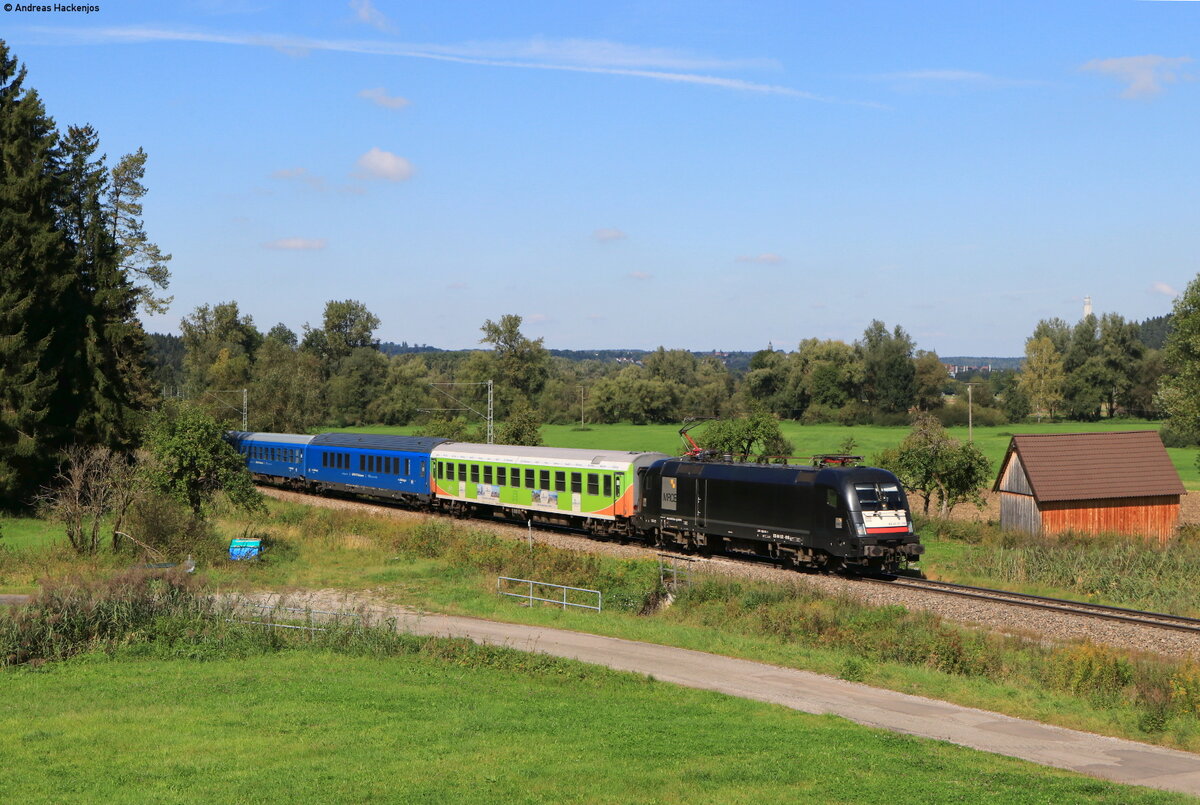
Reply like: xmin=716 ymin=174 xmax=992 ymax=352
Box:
xmin=1019 ymin=336 xmax=1065 ymax=422
xmin=859 ymin=320 xmax=916 ymax=414
xmin=699 ymin=414 xmax=794 ymax=462
xmin=876 ymin=414 xmax=990 ymax=517
xmin=142 ymin=402 xmax=262 ymax=517
xmin=1157 ymin=274 xmax=1200 ymax=443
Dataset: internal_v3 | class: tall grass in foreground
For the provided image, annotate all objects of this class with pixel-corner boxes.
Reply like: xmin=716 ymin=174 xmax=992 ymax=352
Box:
xmin=922 ymin=519 xmax=1200 ymax=615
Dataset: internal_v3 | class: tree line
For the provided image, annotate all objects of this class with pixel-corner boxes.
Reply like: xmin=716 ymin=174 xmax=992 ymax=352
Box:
xmin=162 ymin=296 xmax=1180 ymax=444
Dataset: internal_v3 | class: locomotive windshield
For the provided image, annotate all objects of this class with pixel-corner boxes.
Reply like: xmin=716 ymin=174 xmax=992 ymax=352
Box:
xmin=854 ymin=482 xmax=904 ymax=511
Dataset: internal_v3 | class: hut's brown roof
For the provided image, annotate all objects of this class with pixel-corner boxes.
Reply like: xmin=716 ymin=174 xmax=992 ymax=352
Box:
xmin=993 ymin=431 xmax=1185 ymax=502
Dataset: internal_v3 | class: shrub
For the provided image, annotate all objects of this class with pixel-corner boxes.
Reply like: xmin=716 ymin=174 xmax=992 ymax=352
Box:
xmin=123 ymin=491 xmax=222 ymax=561
xmin=1052 ymin=644 xmax=1133 ymax=702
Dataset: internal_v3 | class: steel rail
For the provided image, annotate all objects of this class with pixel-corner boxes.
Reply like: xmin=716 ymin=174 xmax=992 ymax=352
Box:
xmin=863 ymin=576 xmax=1200 ymax=634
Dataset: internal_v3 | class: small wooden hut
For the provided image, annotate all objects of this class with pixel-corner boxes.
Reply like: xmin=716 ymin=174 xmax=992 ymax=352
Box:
xmin=993 ymin=431 xmax=1185 ymax=542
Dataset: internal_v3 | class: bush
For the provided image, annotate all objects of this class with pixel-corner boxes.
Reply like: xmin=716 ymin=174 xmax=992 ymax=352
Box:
xmin=1052 ymin=644 xmax=1133 ymax=703
xmin=123 ymin=491 xmax=223 ymax=561
xmin=934 ymin=401 xmax=1008 ymax=427
xmin=1160 ymin=424 xmax=1199 ymax=448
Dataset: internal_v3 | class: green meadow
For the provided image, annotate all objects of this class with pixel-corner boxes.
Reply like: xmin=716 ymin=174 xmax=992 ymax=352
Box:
xmin=3 ymin=644 xmax=1186 ymax=804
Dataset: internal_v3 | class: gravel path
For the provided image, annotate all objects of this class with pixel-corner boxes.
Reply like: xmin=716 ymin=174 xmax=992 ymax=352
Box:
xmin=262 ymin=488 xmax=1200 ymax=660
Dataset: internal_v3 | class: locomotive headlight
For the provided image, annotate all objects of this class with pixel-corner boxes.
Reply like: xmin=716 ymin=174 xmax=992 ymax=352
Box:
xmin=853 ymin=521 xmax=867 ymax=537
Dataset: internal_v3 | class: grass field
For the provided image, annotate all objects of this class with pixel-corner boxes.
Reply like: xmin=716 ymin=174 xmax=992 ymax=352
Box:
xmin=0 ymin=649 xmax=1186 ymax=804
xmin=329 ymin=419 xmax=1200 ymax=489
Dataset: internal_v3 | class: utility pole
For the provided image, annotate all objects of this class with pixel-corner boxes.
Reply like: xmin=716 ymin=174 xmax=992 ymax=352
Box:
xmin=205 ymin=388 xmax=249 ymax=431
xmin=421 ymin=380 xmax=495 ymax=444
xmin=578 ymin=385 xmax=586 ymax=428
xmin=966 ymin=383 xmax=975 ymax=443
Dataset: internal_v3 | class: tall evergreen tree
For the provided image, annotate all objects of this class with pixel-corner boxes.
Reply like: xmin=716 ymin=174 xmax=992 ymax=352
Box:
xmin=0 ymin=43 xmax=78 ymax=504
xmin=108 ymin=147 xmax=172 ymax=314
xmin=0 ymin=42 xmax=162 ymax=504
xmin=60 ymin=124 xmax=151 ymax=449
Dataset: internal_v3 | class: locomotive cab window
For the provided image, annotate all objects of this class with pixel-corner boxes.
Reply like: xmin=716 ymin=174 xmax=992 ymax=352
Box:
xmin=854 ymin=483 xmax=903 ymax=510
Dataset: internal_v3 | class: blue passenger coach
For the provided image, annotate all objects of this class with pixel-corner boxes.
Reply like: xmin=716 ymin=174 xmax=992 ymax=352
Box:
xmin=303 ymin=433 xmax=447 ymax=502
xmin=227 ymin=431 xmax=313 ymax=482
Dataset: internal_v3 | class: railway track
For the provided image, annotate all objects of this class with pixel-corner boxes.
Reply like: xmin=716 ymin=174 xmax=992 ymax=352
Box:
xmin=863 ymin=575 xmax=1200 ymax=635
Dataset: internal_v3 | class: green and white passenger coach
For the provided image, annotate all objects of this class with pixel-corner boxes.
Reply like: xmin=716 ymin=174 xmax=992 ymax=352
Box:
xmin=430 ymin=443 xmax=669 ymax=535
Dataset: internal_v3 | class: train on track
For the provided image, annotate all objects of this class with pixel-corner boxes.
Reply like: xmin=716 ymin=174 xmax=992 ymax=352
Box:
xmin=226 ymin=430 xmax=924 ymax=572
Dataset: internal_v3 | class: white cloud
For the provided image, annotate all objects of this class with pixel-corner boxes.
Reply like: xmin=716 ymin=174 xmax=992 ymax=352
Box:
xmin=1153 ymin=281 xmax=1179 ymax=296
xmin=355 ymin=147 xmax=414 ymax=181
xmin=874 ymin=69 xmax=1041 ymax=89
xmin=349 ymin=0 xmax=395 ymax=33
xmin=1080 ymin=55 xmax=1193 ymax=99
xmin=264 ymin=237 xmax=327 ymax=250
xmin=430 ymin=37 xmax=777 ymax=72
xmin=359 ymin=87 xmax=410 ymax=109
xmin=627 ymin=271 xmax=652 ymax=280
xmin=593 ymin=227 xmax=627 ymax=242
xmin=526 ymin=313 xmax=550 ymax=323
xmin=47 ymin=26 xmax=882 ymax=106
xmin=736 ymin=253 xmax=783 ymax=264
xmin=271 ymin=166 xmax=326 ymax=190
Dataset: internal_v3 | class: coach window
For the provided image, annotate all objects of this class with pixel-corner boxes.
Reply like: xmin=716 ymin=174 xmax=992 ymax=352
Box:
xmin=587 ymin=473 xmax=599 ymax=496
xmin=539 ymin=470 xmax=549 ymax=489
xmin=497 ymin=467 xmax=506 ymax=486
xmin=603 ymin=475 xmax=612 ymax=498
xmin=457 ymin=463 xmax=466 ymax=481
xmin=555 ymin=471 xmax=566 ymax=492
xmin=341 ymin=453 xmax=348 ymax=470
xmin=571 ymin=472 xmax=581 ymax=493
xmin=483 ymin=466 xmax=493 ymax=484
xmin=470 ymin=464 xmax=479 ymax=483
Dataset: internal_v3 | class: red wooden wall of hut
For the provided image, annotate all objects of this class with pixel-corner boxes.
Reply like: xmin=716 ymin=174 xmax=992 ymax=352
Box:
xmin=993 ymin=432 xmax=1185 ymax=543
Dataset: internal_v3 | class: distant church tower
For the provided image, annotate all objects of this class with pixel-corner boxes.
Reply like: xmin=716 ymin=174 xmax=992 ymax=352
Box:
xmin=1083 ymin=296 xmax=1093 ymax=318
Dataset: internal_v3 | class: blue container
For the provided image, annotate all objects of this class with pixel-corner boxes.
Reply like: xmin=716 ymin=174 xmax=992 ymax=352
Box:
xmin=229 ymin=538 xmax=262 ymax=560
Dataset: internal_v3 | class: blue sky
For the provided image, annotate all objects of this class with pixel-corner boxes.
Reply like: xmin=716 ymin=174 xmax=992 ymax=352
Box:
xmin=7 ymin=1 xmax=1198 ymax=355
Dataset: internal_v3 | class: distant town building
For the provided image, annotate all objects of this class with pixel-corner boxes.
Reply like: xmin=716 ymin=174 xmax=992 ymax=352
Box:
xmin=942 ymin=363 xmax=992 ymax=379
xmin=993 ymin=431 xmax=1184 ymax=542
